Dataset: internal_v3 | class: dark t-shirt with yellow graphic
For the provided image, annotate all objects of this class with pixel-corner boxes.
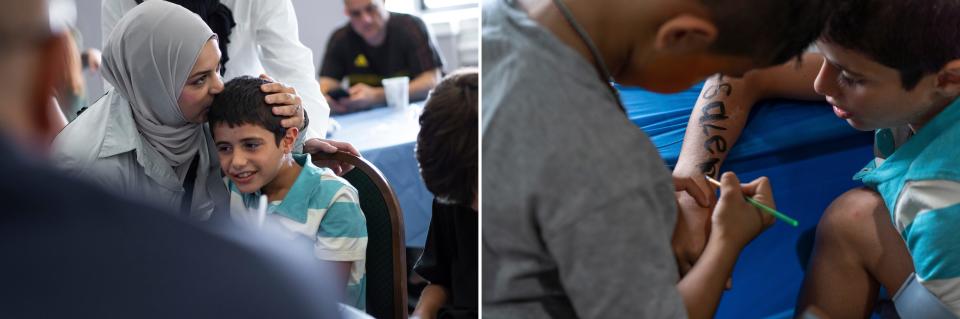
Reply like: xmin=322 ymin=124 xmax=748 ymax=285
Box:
xmin=319 ymin=12 xmax=443 ymax=87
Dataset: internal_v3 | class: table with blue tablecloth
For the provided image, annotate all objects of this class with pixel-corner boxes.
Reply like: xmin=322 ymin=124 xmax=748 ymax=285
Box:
xmin=330 ymin=104 xmax=433 ymax=248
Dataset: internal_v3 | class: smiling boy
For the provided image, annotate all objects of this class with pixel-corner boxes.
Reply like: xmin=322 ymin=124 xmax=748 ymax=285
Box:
xmin=209 ymin=76 xmax=368 ymax=310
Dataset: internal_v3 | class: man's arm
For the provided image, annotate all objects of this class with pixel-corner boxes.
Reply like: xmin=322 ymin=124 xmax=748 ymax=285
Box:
xmin=319 ymin=76 xmax=350 ymax=114
xmin=671 ymin=54 xmax=824 ymax=276
xmin=319 ymin=76 xmax=341 ymax=94
xmin=410 ymin=68 xmax=442 ymax=101
xmin=342 ymin=68 xmax=440 ymax=112
xmin=403 ymin=15 xmax=443 ymax=102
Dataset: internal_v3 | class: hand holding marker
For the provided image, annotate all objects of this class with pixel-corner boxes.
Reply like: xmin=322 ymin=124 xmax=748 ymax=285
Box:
xmin=705 ymin=175 xmax=799 ymax=227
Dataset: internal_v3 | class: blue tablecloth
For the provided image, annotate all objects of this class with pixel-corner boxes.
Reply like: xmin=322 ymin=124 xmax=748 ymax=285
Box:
xmin=330 ymin=105 xmax=432 ymax=247
xmin=619 ymin=83 xmax=875 ymax=318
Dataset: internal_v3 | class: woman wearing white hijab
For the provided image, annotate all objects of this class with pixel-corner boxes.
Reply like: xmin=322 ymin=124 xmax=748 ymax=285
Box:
xmin=52 ymin=1 xmax=300 ymax=219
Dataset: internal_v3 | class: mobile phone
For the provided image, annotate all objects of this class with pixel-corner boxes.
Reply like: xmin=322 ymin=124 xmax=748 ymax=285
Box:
xmin=328 ymin=88 xmax=349 ymax=100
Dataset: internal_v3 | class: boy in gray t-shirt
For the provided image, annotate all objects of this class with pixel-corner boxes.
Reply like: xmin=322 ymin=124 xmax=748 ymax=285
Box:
xmin=482 ymin=0 xmax=835 ymax=317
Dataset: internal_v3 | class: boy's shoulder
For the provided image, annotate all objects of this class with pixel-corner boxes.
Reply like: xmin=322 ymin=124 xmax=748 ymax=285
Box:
xmin=290 ymin=154 xmax=359 ymax=207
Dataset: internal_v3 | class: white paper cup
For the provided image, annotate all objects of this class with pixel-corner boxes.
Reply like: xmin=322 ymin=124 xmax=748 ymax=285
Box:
xmin=382 ymin=76 xmax=409 ymax=110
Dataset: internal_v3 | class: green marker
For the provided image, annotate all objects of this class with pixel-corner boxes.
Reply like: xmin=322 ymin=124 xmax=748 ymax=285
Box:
xmin=705 ymin=175 xmax=799 ymax=227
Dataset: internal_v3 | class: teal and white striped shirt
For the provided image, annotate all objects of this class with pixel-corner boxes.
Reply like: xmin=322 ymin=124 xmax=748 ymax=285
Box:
xmin=856 ymin=97 xmax=960 ymax=316
xmin=227 ymin=153 xmax=367 ymax=309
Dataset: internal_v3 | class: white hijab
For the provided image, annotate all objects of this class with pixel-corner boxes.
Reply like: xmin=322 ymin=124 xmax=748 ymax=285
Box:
xmin=100 ymin=0 xmax=223 ymax=217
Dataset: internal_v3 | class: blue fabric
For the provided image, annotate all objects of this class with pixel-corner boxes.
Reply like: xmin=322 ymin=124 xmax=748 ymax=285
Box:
xmin=360 ymin=141 xmax=433 ymax=247
xmin=318 ymin=202 xmax=368 ymax=238
xmin=618 ymin=83 xmax=869 ymax=168
xmin=619 ymin=82 xmax=875 ymax=318
xmin=906 ymin=203 xmax=960 ymax=281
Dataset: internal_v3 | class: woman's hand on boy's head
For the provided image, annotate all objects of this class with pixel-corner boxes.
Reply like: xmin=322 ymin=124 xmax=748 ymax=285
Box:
xmin=304 ymin=138 xmax=360 ymax=176
xmin=258 ymin=74 xmax=306 ymax=129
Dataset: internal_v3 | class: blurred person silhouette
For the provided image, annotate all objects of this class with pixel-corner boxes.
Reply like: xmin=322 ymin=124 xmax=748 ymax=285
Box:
xmin=0 ymin=1 xmax=341 ymax=317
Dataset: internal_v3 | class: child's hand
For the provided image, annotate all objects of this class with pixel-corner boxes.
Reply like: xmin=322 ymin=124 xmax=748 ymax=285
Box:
xmin=710 ymin=172 xmax=775 ymax=249
xmin=673 ymin=173 xmax=716 ymax=208
xmin=671 ymin=172 xmax=717 ymax=277
xmin=673 ymin=191 xmax=713 ymax=277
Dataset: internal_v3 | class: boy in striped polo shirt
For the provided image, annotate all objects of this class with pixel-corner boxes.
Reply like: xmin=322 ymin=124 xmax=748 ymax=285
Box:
xmin=784 ymin=1 xmax=960 ymax=316
xmin=672 ymin=0 xmax=960 ymax=316
xmin=209 ymin=76 xmax=367 ymax=310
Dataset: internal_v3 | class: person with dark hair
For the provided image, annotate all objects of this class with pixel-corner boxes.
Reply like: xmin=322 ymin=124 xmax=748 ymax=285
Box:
xmin=318 ymin=0 xmax=444 ymax=114
xmin=672 ymin=0 xmax=960 ymax=317
xmin=1 ymin=1 xmax=340 ymax=317
xmin=410 ymin=69 xmax=478 ymax=319
xmin=209 ymin=76 xmax=369 ymax=310
xmin=483 ymin=0 xmax=836 ymax=317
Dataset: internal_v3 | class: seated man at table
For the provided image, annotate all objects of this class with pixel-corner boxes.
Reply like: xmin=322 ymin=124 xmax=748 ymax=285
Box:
xmin=411 ymin=69 xmax=478 ymax=319
xmin=318 ymin=0 xmax=443 ymax=114
xmin=209 ymin=76 xmax=369 ymax=309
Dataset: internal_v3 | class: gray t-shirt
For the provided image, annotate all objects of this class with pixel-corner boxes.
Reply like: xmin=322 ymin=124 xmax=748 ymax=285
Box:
xmin=481 ymin=0 xmax=685 ymax=317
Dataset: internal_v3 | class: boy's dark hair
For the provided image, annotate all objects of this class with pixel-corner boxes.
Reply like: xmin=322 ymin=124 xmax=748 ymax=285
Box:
xmin=702 ymin=0 xmax=834 ymax=66
xmin=208 ymin=76 xmax=286 ymax=145
xmin=822 ymin=0 xmax=960 ymax=91
xmin=416 ymin=69 xmax=478 ymax=206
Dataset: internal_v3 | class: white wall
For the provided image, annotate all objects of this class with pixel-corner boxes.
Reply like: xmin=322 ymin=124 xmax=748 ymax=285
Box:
xmin=290 ymin=0 xmax=348 ymax=74
xmin=76 ymin=0 xmax=103 ymax=105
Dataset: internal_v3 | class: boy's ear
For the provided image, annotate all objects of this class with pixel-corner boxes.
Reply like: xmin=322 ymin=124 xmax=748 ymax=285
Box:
xmin=936 ymin=59 xmax=960 ymax=95
xmin=281 ymin=127 xmax=299 ymax=153
xmin=654 ymin=14 xmax=717 ymax=54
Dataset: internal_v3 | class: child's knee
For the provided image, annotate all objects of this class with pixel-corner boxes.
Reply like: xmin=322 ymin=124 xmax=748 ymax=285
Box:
xmin=817 ymin=187 xmax=889 ymax=240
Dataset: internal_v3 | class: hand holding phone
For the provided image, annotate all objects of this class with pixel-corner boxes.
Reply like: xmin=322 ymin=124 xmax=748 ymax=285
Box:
xmin=327 ymin=88 xmax=349 ymax=100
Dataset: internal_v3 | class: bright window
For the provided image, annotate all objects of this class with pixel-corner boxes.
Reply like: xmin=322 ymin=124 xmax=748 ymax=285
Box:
xmin=421 ymin=0 xmax=477 ymax=11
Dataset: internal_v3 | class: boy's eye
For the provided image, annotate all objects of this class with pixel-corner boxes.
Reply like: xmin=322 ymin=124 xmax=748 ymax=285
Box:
xmin=243 ymin=142 xmax=260 ymax=150
xmin=217 ymin=145 xmax=232 ymax=153
xmin=837 ymin=73 xmax=864 ymax=87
